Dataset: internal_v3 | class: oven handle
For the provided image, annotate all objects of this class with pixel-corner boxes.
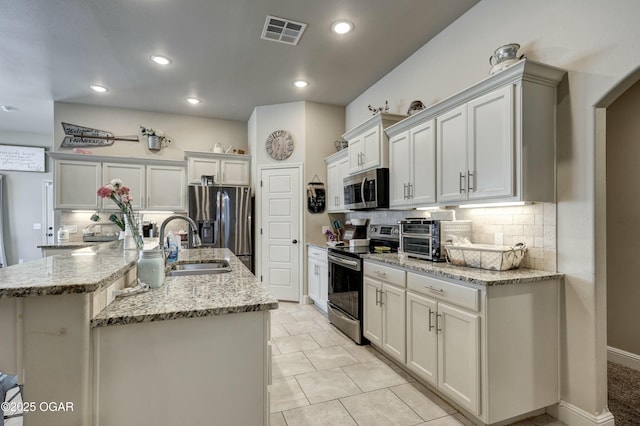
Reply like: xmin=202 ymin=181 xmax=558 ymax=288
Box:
xmin=328 ymin=254 xmax=361 ymax=271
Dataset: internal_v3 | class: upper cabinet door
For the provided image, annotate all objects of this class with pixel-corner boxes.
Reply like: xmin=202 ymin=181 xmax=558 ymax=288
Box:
xmin=348 ymin=134 xmax=364 ymax=173
xmin=220 ymin=158 xmax=250 ymax=186
xmin=360 ymin=125 xmax=382 ymax=171
xmin=467 ymin=85 xmax=514 ymax=200
xmin=437 ymin=105 xmax=468 ymax=203
xmin=411 ymin=119 xmax=437 ymax=206
xmin=188 ymin=157 xmax=220 ymax=185
xmin=102 ymin=163 xmax=145 ymax=209
xmin=146 ymin=165 xmax=187 ymax=211
xmin=389 ymin=131 xmax=411 ymax=208
xmin=55 ymin=160 xmax=101 ymax=210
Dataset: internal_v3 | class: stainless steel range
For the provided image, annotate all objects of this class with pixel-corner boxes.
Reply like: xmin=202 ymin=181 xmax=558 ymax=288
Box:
xmin=327 ymin=224 xmax=399 ymax=344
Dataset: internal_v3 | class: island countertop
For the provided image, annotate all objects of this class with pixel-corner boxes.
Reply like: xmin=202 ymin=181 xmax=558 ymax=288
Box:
xmin=362 ymin=253 xmax=564 ymax=286
xmin=91 ymin=247 xmax=278 ymax=327
xmin=0 ymin=240 xmax=143 ymax=298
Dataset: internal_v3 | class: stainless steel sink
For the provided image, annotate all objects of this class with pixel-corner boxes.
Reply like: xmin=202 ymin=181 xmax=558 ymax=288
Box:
xmin=167 ymin=260 xmax=232 ymax=276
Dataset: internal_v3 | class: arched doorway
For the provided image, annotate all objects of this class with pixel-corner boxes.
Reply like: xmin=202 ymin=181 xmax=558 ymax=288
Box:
xmin=595 ymin=66 xmax=640 ymax=424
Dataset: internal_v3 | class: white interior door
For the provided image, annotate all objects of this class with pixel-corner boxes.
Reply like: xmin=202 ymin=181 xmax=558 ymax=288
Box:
xmin=260 ymin=166 xmax=301 ymax=301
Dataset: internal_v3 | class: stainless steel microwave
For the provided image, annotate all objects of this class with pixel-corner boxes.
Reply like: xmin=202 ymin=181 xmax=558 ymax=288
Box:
xmin=343 ymin=168 xmax=389 ymax=210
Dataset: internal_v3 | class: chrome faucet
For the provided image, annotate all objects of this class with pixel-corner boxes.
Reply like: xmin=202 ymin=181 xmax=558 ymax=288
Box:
xmin=158 ymin=215 xmax=203 ymax=249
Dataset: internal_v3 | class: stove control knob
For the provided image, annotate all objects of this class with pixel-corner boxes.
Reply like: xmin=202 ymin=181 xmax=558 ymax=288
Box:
xmin=370 ymin=226 xmax=377 ymax=233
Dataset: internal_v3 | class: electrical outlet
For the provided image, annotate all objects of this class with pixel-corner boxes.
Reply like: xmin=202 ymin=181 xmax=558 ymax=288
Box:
xmin=64 ymin=225 xmax=78 ymax=233
xmin=33 ymin=223 xmax=41 ymax=230
xmin=19 ymin=259 xmax=24 ymax=264
xmin=94 ymin=225 xmax=102 ymax=233
xmin=322 ymin=226 xmax=332 ymax=234
xmin=494 ymin=233 xmax=504 ymax=245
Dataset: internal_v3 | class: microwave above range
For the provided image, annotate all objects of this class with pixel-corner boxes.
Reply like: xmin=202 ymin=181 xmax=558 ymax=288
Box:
xmin=343 ymin=168 xmax=389 ymax=210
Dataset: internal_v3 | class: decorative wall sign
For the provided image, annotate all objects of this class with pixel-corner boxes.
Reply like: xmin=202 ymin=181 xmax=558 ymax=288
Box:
xmin=0 ymin=145 xmax=45 ymax=172
xmin=265 ymin=130 xmax=294 ymax=160
xmin=60 ymin=122 xmax=139 ymax=148
xmin=307 ymin=176 xmax=326 ymax=213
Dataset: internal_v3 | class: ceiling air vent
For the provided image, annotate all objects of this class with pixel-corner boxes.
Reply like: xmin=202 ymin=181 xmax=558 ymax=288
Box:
xmin=261 ymin=15 xmax=307 ymax=46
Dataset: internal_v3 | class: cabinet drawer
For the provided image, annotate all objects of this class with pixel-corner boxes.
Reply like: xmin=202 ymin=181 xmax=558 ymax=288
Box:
xmin=407 ymin=272 xmax=479 ymax=312
xmin=364 ymin=262 xmax=406 ymax=288
xmin=308 ymin=247 xmax=327 ymax=262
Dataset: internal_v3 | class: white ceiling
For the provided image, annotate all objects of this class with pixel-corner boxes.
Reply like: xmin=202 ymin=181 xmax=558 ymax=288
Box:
xmin=0 ymin=0 xmax=478 ymax=134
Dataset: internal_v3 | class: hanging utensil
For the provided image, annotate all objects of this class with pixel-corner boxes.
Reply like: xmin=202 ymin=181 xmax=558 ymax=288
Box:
xmin=60 ymin=122 xmax=139 ymax=147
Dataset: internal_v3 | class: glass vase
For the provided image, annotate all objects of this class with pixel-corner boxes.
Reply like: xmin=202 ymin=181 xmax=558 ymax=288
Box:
xmin=123 ymin=213 xmax=144 ymax=250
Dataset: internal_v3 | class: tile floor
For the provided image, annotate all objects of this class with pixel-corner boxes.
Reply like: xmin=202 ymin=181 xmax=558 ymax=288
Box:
xmin=270 ymin=301 xmax=566 ymax=426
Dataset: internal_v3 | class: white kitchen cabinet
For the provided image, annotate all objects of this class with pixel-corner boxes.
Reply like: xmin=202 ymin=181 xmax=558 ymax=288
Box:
xmin=186 ymin=151 xmax=251 ymax=186
xmin=388 ymin=119 xmax=436 ymax=208
xmin=405 ymin=270 xmax=560 ymax=424
xmin=188 ymin=156 xmax=220 ymax=184
xmin=102 ymin=162 xmax=146 ymax=209
xmin=437 ymin=86 xmax=514 ymax=204
xmin=51 ymin=153 xmax=188 ymax=212
xmin=406 ymin=274 xmax=480 ymax=414
xmin=363 ymin=262 xmax=406 ymax=363
xmin=431 ymin=61 xmax=565 ymax=205
xmin=55 ymin=159 xmax=101 ymax=210
xmin=220 ymin=157 xmax=250 ymax=186
xmin=325 ymin=149 xmax=349 ymax=212
xmin=343 ymin=113 xmax=405 ymax=174
xmin=146 ymin=165 xmax=187 ymax=211
xmin=307 ymin=246 xmax=328 ymax=313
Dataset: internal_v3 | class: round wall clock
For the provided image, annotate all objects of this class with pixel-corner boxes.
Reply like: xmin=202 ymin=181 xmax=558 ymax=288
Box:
xmin=265 ymin=130 xmax=294 ymax=161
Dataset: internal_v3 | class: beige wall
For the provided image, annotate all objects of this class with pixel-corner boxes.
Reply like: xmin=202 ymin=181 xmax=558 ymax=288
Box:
xmin=345 ymin=0 xmax=640 ymax=419
xmin=304 ymin=102 xmax=345 ymax=246
xmin=54 ymin=102 xmax=247 ymax=161
xmin=606 ymin=80 xmax=640 ymax=356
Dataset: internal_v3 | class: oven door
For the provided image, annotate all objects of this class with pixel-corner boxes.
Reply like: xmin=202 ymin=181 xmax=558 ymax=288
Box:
xmin=400 ymin=235 xmax=433 ymax=260
xmin=327 ymin=252 xmax=362 ymax=320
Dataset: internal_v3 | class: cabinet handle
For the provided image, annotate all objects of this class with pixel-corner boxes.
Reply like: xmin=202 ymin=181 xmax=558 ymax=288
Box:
xmin=428 ymin=308 xmax=435 ymax=332
xmin=424 ymin=285 xmax=444 ymax=293
xmin=459 ymin=172 xmax=466 ymax=193
xmin=467 ymin=171 xmax=474 ymax=192
xmin=403 ymin=183 xmax=408 ymax=200
xmin=436 ymin=313 xmax=442 ymax=334
xmin=375 ymin=288 xmax=380 ymax=306
xmin=375 ymin=270 xmax=386 ymax=276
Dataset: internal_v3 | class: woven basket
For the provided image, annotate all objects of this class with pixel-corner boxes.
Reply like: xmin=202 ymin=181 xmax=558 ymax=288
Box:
xmin=444 ymin=243 xmax=527 ymax=271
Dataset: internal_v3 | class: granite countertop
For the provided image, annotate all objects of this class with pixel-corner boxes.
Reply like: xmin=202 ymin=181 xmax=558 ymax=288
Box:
xmin=307 ymin=242 xmax=329 ymax=251
xmin=0 ymin=240 xmax=143 ymax=298
xmin=362 ymin=253 xmax=563 ymax=286
xmin=91 ymin=248 xmax=278 ymax=328
xmin=37 ymin=241 xmax=97 ymax=249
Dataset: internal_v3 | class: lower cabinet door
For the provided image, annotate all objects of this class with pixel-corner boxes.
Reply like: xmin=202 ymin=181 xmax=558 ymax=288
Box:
xmin=307 ymin=259 xmax=320 ymax=303
xmin=437 ymin=302 xmax=481 ymax=415
xmin=363 ymin=277 xmax=382 ymax=346
xmin=406 ymin=291 xmax=438 ymax=386
xmin=382 ymin=283 xmax=406 ymax=363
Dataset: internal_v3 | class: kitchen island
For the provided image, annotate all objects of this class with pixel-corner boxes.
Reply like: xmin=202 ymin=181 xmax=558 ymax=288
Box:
xmin=0 ymin=241 xmax=277 ymax=426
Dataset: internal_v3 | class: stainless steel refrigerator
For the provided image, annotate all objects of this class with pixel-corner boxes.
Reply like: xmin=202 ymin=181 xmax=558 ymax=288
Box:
xmin=188 ymin=185 xmax=253 ymax=272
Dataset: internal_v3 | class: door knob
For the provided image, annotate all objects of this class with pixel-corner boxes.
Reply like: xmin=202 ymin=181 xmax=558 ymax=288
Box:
xmin=292 ymin=239 xmax=298 ymax=244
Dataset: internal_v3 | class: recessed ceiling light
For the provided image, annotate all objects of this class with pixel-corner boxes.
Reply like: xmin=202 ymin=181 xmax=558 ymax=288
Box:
xmin=292 ymin=80 xmax=309 ymax=88
xmin=186 ymin=97 xmax=201 ymax=105
xmin=331 ymin=20 xmax=353 ymax=34
xmin=150 ymin=55 xmax=172 ymax=65
xmin=1 ymin=105 xmax=19 ymax=112
xmin=89 ymin=84 xmax=108 ymax=93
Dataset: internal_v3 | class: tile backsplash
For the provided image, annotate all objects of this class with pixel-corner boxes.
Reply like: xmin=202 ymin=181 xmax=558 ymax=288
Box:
xmin=347 ymin=203 xmax=557 ymax=272
xmin=57 ymin=211 xmax=187 ymax=243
